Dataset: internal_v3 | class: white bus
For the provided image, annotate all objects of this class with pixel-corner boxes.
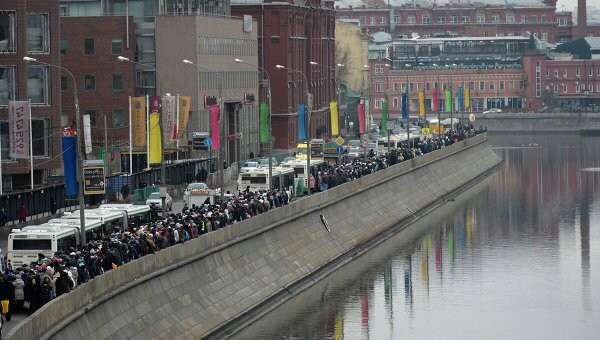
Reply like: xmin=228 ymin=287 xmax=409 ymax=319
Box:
xmin=7 ymin=219 xmax=103 ymax=268
xmin=238 ymin=166 xmax=295 ymax=194
xmin=60 ymin=208 xmax=127 ymax=238
xmin=280 ymin=159 xmax=327 ymax=190
xmin=98 ymin=204 xmax=151 ymax=229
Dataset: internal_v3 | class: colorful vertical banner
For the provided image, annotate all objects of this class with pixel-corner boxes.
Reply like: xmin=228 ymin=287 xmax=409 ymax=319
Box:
xmin=210 ymin=104 xmax=221 ymax=151
xmin=130 ymin=97 xmax=147 ymax=147
xmin=464 ymin=87 xmax=470 ymax=109
xmin=8 ymin=100 xmax=30 ymax=159
xmin=62 ymin=135 xmax=77 ymax=196
xmin=418 ymin=90 xmax=425 ymax=117
xmin=148 ymin=112 xmax=162 ymax=164
xmin=381 ymin=100 xmax=388 ymax=134
xmin=357 ymin=103 xmax=365 ymax=134
xmin=432 ymin=88 xmax=439 ymax=112
xmin=83 ymin=114 xmax=92 ymax=154
xmin=329 ymin=101 xmax=339 ymax=136
xmin=162 ymin=95 xmax=177 ymax=142
xmin=445 ymin=90 xmax=452 ymax=112
xmin=457 ymin=86 xmax=464 ymax=111
xmin=259 ymin=102 xmax=269 ymax=143
xmin=177 ymin=95 xmax=190 ymax=139
xmin=298 ymin=104 xmax=307 ymax=140
xmin=401 ymin=91 xmax=408 ymax=120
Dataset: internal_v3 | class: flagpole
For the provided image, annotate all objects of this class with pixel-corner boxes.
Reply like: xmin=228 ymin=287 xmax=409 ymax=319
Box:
xmin=129 ymin=96 xmax=133 ymax=175
xmin=146 ymin=94 xmax=150 ymax=170
xmin=0 ymin=121 xmax=3 ymax=195
xmin=176 ymin=94 xmax=180 ymax=162
xmin=29 ymin=100 xmax=33 ymax=190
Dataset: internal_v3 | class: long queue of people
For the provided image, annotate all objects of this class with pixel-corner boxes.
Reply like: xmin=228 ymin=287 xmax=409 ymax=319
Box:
xmin=0 ymin=123 xmax=480 ymax=324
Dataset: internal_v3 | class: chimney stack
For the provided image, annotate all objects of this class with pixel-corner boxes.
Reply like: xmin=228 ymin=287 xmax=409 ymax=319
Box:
xmin=578 ymin=0 xmax=587 ymax=38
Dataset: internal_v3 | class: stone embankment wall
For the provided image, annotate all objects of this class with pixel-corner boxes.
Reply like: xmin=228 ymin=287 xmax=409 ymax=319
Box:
xmin=7 ymin=134 xmax=502 ymax=340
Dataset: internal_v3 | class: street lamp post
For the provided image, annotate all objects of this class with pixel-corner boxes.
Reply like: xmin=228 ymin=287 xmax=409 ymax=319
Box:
xmin=23 ymin=56 xmax=87 ymax=246
xmin=276 ymin=64 xmax=311 ymax=196
xmin=117 ymin=56 xmax=167 ymax=218
xmin=234 ymin=58 xmax=273 ymax=191
xmin=182 ymin=59 xmax=225 ymax=201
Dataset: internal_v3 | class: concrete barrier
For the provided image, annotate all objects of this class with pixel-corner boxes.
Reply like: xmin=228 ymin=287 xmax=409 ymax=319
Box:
xmin=6 ymin=134 xmax=502 ymax=340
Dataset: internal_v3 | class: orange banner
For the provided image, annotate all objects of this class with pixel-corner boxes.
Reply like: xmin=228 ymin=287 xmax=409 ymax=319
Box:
xmin=130 ymin=97 xmax=146 ymax=147
xmin=177 ymin=95 xmax=190 ymax=139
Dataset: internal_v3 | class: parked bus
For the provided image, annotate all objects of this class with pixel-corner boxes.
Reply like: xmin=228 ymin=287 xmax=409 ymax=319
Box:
xmin=7 ymin=219 xmax=103 ymax=268
xmin=238 ymin=166 xmax=295 ymax=194
xmin=280 ymin=158 xmax=327 ymax=192
xmin=376 ymin=137 xmax=400 ymax=154
xmin=98 ymin=204 xmax=151 ymax=229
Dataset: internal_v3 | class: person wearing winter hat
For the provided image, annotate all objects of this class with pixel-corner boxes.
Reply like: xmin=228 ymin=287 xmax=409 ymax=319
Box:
xmin=12 ymin=274 xmax=25 ymax=313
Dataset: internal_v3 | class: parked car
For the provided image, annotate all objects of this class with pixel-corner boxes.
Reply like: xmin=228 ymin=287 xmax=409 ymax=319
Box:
xmin=281 ymin=156 xmax=297 ymax=164
xmin=240 ymin=161 xmax=260 ymax=172
xmin=145 ymin=192 xmax=173 ymax=211
xmin=184 ymin=182 xmax=209 ymax=196
xmin=482 ymin=108 xmax=502 ymax=115
xmin=257 ymin=157 xmax=278 ymax=167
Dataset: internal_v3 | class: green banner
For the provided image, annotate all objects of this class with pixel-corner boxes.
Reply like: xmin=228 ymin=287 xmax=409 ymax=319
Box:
xmin=259 ymin=101 xmax=269 ymax=143
xmin=381 ymin=100 xmax=388 ymax=134
xmin=445 ymin=90 xmax=452 ymax=112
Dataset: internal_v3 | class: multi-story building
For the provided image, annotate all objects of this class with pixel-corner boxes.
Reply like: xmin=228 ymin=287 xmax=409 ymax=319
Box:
xmin=0 ymin=0 xmax=62 ymax=190
xmin=232 ymin=0 xmax=337 ymax=151
xmin=336 ymin=0 xmax=600 ymax=44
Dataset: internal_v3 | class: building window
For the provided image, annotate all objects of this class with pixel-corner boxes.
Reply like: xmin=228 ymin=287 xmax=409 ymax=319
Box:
xmin=558 ymin=17 xmax=567 ymax=26
xmin=541 ymin=15 xmax=548 ymax=23
xmin=111 ymin=37 xmax=123 ymax=55
xmin=469 ymin=82 xmax=475 ymax=90
xmin=576 ymin=69 xmax=580 ymax=78
xmin=0 ymin=66 xmax=16 ymax=106
xmin=589 ymin=68 xmax=593 ymax=76
xmin=393 ymin=97 xmax=398 ymax=107
xmin=479 ymin=81 xmax=485 ymax=90
xmin=393 ymin=83 xmax=398 ymax=92
xmin=563 ymin=69 xmax=568 ymax=78
xmin=85 ymin=110 xmax=97 ymax=126
xmin=422 ymin=16 xmax=430 ymax=24
xmin=27 ymin=66 xmax=49 ymax=105
xmin=509 ymin=81 xmax=514 ymax=90
xmin=521 ymin=15 xmax=527 ymax=23
xmin=84 ymin=74 xmax=96 ymax=91
xmin=462 ymin=15 xmax=470 ymax=24
xmin=541 ymin=32 xmax=548 ymax=41
xmin=26 ymin=13 xmax=50 ymax=53
xmin=380 ymin=16 xmax=386 ymax=25
xmin=506 ymin=15 xmax=515 ymax=23
xmin=0 ymin=11 xmax=17 ymax=53
xmin=450 ymin=15 xmax=457 ymax=24
xmin=437 ymin=16 xmax=445 ymax=24
xmin=407 ymin=16 xmax=416 ymax=24
xmin=370 ymin=17 xmax=375 ymax=25
xmin=554 ymin=69 xmax=559 ymax=78
xmin=375 ymin=99 xmax=380 ymax=109
xmin=60 ymin=37 xmax=68 ymax=55
xmin=393 ymin=16 xmax=400 ymax=24
xmin=84 ymin=38 xmax=95 ymax=55
xmin=31 ymin=118 xmax=51 ymax=157
xmin=597 ymin=84 xmax=600 ymax=92
xmin=499 ymin=81 xmax=505 ymax=90
xmin=530 ymin=15 xmax=537 ymax=23
xmin=491 ymin=15 xmax=499 ymax=23
xmin=112 ymin=109 xmax=124 ymax=127
xmin=476 ymin=15 xmax=485 ymax=23
xmin=112 ymin=73 xmax=124 ymax=91
xmin=489 ymin=81 xmax=495 ymax=90
xmin=359 ymin=17 xmax=366 ymax=26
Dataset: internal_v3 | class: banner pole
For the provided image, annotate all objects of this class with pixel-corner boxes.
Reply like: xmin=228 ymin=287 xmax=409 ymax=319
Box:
xmin=146 ymin=95 xmax=150 ymax=170
xmin=29 ymin=99 xmax=33 ymax=190
xmin=129 ymin=96 xmax=133 ymax=175
xmin=176 ymin=94 xmax=180 ymax=161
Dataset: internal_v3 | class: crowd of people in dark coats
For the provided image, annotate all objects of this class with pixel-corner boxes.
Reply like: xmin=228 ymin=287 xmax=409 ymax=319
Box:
xmin=0 ymin=123 xmax=480 ymax=325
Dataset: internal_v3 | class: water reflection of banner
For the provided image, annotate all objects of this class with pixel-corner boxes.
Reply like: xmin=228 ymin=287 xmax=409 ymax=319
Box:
xmin=162 ymin=95 xmax=176 ymax=142
xmin=130 ymin=97 xmax=146 ymax=147
xmin=259 ymin=102 xmax=269 ymax=143
xmin=357 ymin=103 xmax=365 ymax=134
xmin=329 ymin=101 xmax=339 ymax=136
xmin=177 ymin=95 xmax=190 ymax=139
xmin=148 ymin=112 xmax=162 ymax=164
xmin=62 ymin=136 xmax=77 ymax=196
xmin=8 ymin=100 xmax=30 ymax=159
xmin=210 ymin=105 xmax=220 ymax=151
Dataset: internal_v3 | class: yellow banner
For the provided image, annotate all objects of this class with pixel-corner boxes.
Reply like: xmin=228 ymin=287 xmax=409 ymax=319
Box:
xmin=329 ymin=101 xmax=339 ymax=136
xmin=464 ymin=87 xmax=470 ymax=109
xmin=149 ymin=112 xmax=162 ymax=164
xmin=418 ymin=91 xmax=425 ymax=117
xmin=130 ymin=97 xmax=146 ymax=146
xmin=177 ymin=95 xmax=190 ymax=139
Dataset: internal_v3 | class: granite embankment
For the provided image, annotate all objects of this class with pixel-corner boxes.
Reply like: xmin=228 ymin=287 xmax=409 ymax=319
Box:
xmin=7 ymin=133 xmax=502 ymax=340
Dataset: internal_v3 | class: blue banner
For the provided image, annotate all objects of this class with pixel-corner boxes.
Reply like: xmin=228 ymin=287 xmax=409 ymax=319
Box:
xmin=62 ymin=136 xmax=78 ymax=196
xmin=457 ymin=86 xmax=464 ymax=110
xmin=298 ymin=104 xmax=307 ymax=140
xmin=401 ymin=92 xmax=408 ymax=120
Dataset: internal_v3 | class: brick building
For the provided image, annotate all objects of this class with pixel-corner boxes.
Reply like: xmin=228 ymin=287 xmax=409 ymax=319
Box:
xmin=232 ymin=0 xmax=337 ymax=151
xmin=0 ymin=0 xmax=62 ymax=190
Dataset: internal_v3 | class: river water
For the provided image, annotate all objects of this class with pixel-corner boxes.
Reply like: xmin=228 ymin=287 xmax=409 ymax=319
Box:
xmin=234 ymin=133 xmax=600 ymax=340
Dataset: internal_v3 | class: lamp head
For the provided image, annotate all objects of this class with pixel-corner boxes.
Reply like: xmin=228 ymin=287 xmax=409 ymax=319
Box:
xmin=310 ymin=61 xmax=318 ymax=65
xmin=234 ymin=58 xmax=243 ymax=63
xmin=117 ymin=56 xmax=129 ymax=62
xmin=182 ymin=59 xmax=193 ymax=65
xmin=275 ymin=65 xmax=285 ymax=69
xmin=23 ymin=56 xmax=37 ymax=62
xmin=336 ymin=63 xmax=344 ymax=67
xmin=363 ymin=65 xmax=370 ymax=69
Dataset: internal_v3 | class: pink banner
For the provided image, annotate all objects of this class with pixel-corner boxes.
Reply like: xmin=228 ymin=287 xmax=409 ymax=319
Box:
xmin=210 ymin=104 xmax=220 ymax=151
xmin=433 ymin=88 xmax=439 ymax=112
xmin=357 ymin=103 xmax=365 ymax=134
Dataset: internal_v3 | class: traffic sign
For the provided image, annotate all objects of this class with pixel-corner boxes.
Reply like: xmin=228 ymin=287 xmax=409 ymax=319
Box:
xmin=336 ymin=146 xmax=344 ymax=154
xmin=83 ymin=166 xmax=105 ymax=195
xmin=335 ymin=136 xmax=345 ymax=146
xmin=204 ymin=138 xmax=212 ymax=146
